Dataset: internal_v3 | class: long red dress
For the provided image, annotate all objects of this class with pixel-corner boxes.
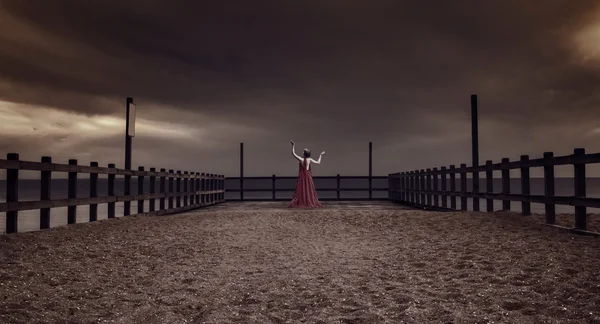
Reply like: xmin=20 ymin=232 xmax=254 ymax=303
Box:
xmin=288 ymin=158 xmax=322 ymax=208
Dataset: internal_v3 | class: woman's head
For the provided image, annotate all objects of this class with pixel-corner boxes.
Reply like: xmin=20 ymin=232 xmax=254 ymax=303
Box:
xmin=303 ymin=148 xmax=311 ymax=158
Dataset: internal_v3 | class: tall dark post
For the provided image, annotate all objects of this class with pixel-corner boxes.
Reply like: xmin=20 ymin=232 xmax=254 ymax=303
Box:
xmin=240 ymin=142 xmax=244 ymax=201
xmin=369 ymin=141 xmax=373 ymax=200
xmin=520 ymin=155 xmax=531 ymax=216
xmin=471 ymin=94 xmax=480 ymax=212
xmin=125 ymin=97 xmax=134 ymax=170
xmin=543 ymin=152 xmax=555 ymax=224
xmin=124 ymin=97 xmax=134 ymax=216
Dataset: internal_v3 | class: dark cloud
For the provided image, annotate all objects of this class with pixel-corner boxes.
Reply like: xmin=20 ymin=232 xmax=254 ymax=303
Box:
xmin=1 ymin=0 xmax=600 ymax=177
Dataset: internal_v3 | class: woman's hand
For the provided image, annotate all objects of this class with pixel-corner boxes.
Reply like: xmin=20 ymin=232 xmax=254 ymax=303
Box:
xmin=291 ymin=140 xmax=295 ymax=146
xmin=320 ymin=151 xmax=326 ymax=155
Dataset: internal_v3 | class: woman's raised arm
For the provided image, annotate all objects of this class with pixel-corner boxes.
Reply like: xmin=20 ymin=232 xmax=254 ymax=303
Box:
xmin=291 ymin=140 xmax=302 ymax=161
xmin=310 ymin=151 xmax=326 ymax=164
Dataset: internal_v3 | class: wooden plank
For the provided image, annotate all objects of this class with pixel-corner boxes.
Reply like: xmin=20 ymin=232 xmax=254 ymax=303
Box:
xmin=225 ymin=175 xmax=389 ymax=180
xmin=0 ymin=190 xmax=226 ymax=212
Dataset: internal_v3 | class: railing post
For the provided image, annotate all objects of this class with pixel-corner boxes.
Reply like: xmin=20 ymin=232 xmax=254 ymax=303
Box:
xmin=460 ymin=164 xmax=467 ymax=211
xmin=183 ymin=171 xmax=189 ymax=207
xmin=472 ymin=165 xmax=480 ymax=212
xmin=388 ymin=173 xmax=397 ymax=202
xmin=108 ymin=163 xmax=116 ymax=218
xmin=176 ymin=171 xmax=182 ymax=208
xmin=501 ymin=158 xmax=510 ymax=211
xmin=68 ymin=159 xmax=77 ymax=224
xmin=196 ymin=172 xmax=201 ymax=205
xmin=40 ymin=156 xmax=52 ymax=230
xmin=219 ymin=175 xmax=224 ymax=202
xmin=201 ymin=173 xmax=205 ymax=205
xmin=212 ymin=174 xmax=216 ymax=204
xmin=440 ymin=167 xmax=447 ymax=208
xmin=150 ymin=168 xmax=156 ymax=212
xmin=543 ymin=152 xmax=555 ymax=224
xmin=426 ymin=168 xmax=432 ymax=207
xmin=396 ymin=172 xmax=406 ymax=203
xmin=168 ymin=170 xmax=174 ymax=209
xmin=124 ymin=170 xmax=131 ymax=217
xmin=408 ymin=172 xmax=413 ymax=204
xmin=433 ymin=168 xmax=439 ymax=207
xmin=272 ymin=174 xmax=276 ymax=200
xmin=240 ymin=143 xmax=244 ymax=201
xmin=573 ymin=148 xmax=587 ymax=230
xmin=369 ymin=141 xmax=372 ymax=200
xmin=520 ymin=156 xmax=531 ymax=216
xmin=410 ymin=171 xmax=417 ymax=204
xmin=137 ymin=166 xmax=144 ymax=214
xmin=90 ymin=162 xmax=98 ymax=222
xmin=485 ymin=160 xmax=493 ymax=212
xmin=159 ymin=169 xmax=166 ymax=211
xmin=420 ymin=169 xmax=426 ymax=206
xmin=6 ymin=153 xmax=19 ymax=234
xmin=449 ymin=165 xmax=456 ymax=209
xmin=191 ymin=172 xmax=196 ymax=205
xmin=336 ymin=174 xmax=341 ymax=200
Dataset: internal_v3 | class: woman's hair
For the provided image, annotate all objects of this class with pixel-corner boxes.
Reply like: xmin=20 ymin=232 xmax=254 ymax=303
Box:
xmin=303 ymin=149 xmax=311 ymax=158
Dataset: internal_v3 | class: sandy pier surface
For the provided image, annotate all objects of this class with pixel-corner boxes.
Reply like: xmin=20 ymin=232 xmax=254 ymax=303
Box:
xmin=0 ymin=201 xmax=599 ymax=324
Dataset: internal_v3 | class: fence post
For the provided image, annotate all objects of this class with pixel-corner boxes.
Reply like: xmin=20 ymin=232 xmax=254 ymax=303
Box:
xmin=369 ymin=141 xmax=372 ymax=200
xmin=449 ymin=165 xmax=456 ymax=209
xmin=272 ymin=174 xmax=276 ymax=200
xmin=190 ymin=172 xmax=196 ymax=206
xmin=168 ymin=170 xmax=174 ymax=209
xmin=137 ymin=167 xmax=144 ymax=214
xmin=6 ymin=153 xmax=19 ymax=234
xmin=501 ymin=158 xmax=510 ymax=211
xmin=108 ymin=163 xmax=116 ymax=218
xmin=573 ymin=148 xmax=587 ymax=230
xmin=440 ymin=167 xmax=447 ymax=208
xmin=124 ymin=169 xmax=131 ymax=217
xmin=90 ymin=162 xmax=98 ymax=222
xmin=426 ymin=168 xmax=432 ymax=207
xmin=183 ymin=171 xmax=189 ymax=207
xmin=420 ymin=169 xmax=426 ymax=206
xmin=240 ymin=143 xmax=244 ymax=201
xmin=520 ymin=155 xmax=531 ymax=216
xmin=408 ymin=171 xmax=413 ymax=204
xmin=201 ymin=173 xmax=205 ymax=205
xmin=543 ymin=152 xmax=555 ymax=224
xmin=337 ymin=174 xmax=341 ymax=200
xmin=472 ymin=165 xmax=480 ymax=212
xmin=40 ymin=156 xmax=52 ymax=230
xmin=485 ymin=160 xmax=493 ymax=212
xmin=149 ymin=168 xmax=156 ymax=212
xmin=159 ymin=169 xmax=166 ymax=210
xmin=433 ymin=168 xmax=439 ymax=207
xmin=460 ymin=164 xmax=467 ymax=211
xmin=176 ymin=171 xmax=182 ymax=208
xmin=399 ymin=172 xmax=404 ymax=202
xmin=196 ymin=172 xmax=201 ymax=205
xmin=68 ymin=159 xmax=77 ymax=224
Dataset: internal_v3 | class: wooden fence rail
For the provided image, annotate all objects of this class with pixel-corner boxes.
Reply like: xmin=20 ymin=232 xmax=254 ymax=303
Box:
xmin=388 ymin=148 xmax=599 ymax=235
xmin=225 ymin=175 xmax=388 ymax=201
xmin=0 ymin=153 xmax=226 ymax=234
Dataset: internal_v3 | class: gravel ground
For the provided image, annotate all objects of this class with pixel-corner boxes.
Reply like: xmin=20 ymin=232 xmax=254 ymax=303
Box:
xmin=0 ymin=203 xmax=599 ymax=324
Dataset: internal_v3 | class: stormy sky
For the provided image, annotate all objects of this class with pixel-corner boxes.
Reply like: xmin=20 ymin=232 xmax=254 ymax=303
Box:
xmin=1 ymin=0 xmax=600 ymax=178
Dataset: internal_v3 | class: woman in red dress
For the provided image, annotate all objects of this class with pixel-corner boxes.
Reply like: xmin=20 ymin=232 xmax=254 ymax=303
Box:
xmin=289 ymin=140 xmax=325 ymax=208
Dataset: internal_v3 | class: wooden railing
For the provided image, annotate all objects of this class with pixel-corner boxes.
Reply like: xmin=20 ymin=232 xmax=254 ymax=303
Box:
xmin=388 ymin=148 xmax=600 ymax=235
xmin=0 ymin=153 xmax=226 ymax=234
xmin=226 ymin=175 xmax=388 ymax=201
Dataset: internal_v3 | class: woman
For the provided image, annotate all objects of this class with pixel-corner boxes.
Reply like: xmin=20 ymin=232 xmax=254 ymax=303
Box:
xmin=289 ymin=140 xmax=325 ymax=208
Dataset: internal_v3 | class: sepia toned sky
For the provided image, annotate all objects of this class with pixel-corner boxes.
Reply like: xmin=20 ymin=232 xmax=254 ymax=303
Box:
xmin=1 ymin=0 xmax=600 ymax=177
